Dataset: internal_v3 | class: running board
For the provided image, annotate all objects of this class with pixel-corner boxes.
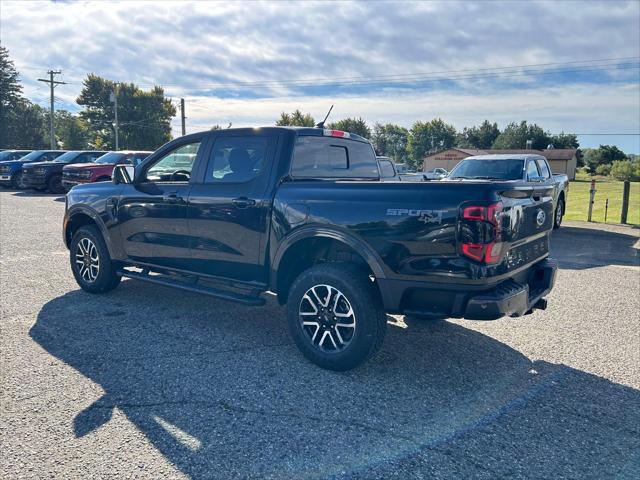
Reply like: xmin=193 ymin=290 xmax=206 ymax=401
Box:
xmin=117 ymin=269 xmax=266 ymax=306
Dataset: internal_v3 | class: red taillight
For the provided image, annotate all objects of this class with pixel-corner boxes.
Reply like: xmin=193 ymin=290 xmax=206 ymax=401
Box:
xmin=463 ymin=202 xmax=502 ymax=225
xmin=323 ymin=129 xmax=350 ymax=138
xmin=460 ymin=202 xmax=503 ymax=264
xmin=462 ymin=243 xmax=485 ymax=262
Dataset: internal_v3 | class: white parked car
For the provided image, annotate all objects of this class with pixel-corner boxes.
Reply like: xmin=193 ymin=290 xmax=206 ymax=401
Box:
xmin=424 ymin=167 xmax=448 ymax=180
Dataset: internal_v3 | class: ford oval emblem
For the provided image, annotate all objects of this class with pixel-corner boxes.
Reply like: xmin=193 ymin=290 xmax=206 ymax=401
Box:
xmin=536 ymin=210 xmax=546 ymax=226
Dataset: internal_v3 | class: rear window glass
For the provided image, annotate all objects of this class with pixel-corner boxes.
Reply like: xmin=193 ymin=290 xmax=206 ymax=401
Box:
xmin=378 ymin=159 xmax=396 ymax=178
xmin=449 ymin=159 xmax=525 ymax=180
xmin=291 ymin=137 xmax=379 ymax=178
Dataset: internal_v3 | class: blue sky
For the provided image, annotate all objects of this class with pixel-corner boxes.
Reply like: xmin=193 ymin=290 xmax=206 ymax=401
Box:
xmin=1 ymin=0 xmax=639 ymax=152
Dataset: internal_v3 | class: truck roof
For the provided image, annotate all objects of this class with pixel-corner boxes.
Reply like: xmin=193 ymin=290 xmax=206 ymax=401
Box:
xmin=464 ymin=153 xmax=546 ymax=161
xmin=208 ymin=126 xmax=371 ymax=143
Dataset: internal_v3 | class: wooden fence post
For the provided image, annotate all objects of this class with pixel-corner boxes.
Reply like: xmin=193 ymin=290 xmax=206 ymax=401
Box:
xmin=620 ymin=180 xmax=630 ymax=224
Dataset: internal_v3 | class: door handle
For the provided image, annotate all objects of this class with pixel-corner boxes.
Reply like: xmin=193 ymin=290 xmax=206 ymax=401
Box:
xmin=232 ymin=197 xmax=256 ymax=209
xmin=163 ymin=192 xmax=183 ymax=203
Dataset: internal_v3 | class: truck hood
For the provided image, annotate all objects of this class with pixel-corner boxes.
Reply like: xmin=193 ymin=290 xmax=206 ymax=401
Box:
xmin=63 ymin=162 xmax=106 ymax=171
xmin=23 ymin=161 xmax=55 ymax=169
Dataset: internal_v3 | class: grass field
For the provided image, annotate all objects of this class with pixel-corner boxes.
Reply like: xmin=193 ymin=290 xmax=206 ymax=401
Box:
xmin=564 ymin=173 xmax=639 ymax=225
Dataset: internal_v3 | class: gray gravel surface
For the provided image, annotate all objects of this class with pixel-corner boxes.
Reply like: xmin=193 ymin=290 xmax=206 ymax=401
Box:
xmin=1 ymin=190 xmax=639 ymax=479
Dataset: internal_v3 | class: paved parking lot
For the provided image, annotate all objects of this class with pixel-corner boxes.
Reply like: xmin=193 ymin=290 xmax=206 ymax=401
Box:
xmin=1 ymin=189 xmax=639 ymax=479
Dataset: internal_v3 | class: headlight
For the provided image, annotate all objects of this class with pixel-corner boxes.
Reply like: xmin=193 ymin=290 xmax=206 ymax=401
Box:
xmin=35 ymin=168 xmax=47 ymax=175
xmin=78 ymin=171 xmax=93 ymax=179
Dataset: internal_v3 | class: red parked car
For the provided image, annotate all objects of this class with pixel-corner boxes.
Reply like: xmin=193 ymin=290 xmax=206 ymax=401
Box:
xmin=62 ymin=151 xmax=151 ymax=191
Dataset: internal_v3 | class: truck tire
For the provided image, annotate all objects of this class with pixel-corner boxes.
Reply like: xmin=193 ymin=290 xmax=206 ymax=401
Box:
xmin=47 ymin=174 xmax=64 ymax=194
xmin=70 ymin=225 xmax=121 ymax=293
xmin=287 ymin=263 xmax=386 ymax=371
xmin=554 ymin=197 xmax=564 ymax=229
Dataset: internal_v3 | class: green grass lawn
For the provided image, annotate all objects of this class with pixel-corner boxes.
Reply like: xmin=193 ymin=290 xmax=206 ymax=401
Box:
xmin=565 ymin=173 xmax=639 ymax=225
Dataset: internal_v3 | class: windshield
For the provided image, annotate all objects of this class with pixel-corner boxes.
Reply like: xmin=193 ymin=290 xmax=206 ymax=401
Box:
xmin=53 ymin=151 xmax=82 ymax=163
xmin=448 ymin=159 xmax=524 ymax=180
xmin=95 ymin=152 xmax=125 ymax=164
xmin=15 ymin=151 xmax=45 ymax=162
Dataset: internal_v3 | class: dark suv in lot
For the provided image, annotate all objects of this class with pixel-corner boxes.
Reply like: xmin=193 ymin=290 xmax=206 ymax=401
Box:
xmin=63 ymin=127 xmax=557 ymax=370
xmin=23 ymin=150 xmax=107 ymax=193
xmin=0 ymin=150 xmax=63 ymax=188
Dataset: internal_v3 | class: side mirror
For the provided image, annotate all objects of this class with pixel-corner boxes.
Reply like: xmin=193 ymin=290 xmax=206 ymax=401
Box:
xmin=113 ymin=164 xmax=135 ymax=184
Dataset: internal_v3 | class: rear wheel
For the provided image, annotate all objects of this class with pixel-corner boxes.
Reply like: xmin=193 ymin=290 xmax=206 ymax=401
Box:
xmin=287 ymin=263 xmax=386 ymax=371
xmin=47 ymin=174 xmax=64 ymax=194
xmin=554 ymin=197 xmax=564 ymax=229
xmin=70 ymin=225 xmax=121 ymax=293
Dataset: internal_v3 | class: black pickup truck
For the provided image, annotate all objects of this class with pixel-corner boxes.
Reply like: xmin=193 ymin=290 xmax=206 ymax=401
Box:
xmin=63 ymin=127 xmax=557 ymax=370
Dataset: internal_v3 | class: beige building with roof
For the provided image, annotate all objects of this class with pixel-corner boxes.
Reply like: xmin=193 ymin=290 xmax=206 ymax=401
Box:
xmin=424 ymin=148 xmax=578 ymax=179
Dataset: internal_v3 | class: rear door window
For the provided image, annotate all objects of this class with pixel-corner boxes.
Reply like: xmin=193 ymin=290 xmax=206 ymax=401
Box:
xmin=291 ymin=137 xmax=379 ymax=179
xmin=536 ymin=159 xmax=551 ymax=179
xmin=204 ymin=136 xmax=270 ymax=183
xmin=526 ymin=159 xmax=541 ymax=180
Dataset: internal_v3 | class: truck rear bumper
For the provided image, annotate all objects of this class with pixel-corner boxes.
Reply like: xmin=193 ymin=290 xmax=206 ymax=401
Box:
xmin=378 ymin=258 xmax=558 ymax=320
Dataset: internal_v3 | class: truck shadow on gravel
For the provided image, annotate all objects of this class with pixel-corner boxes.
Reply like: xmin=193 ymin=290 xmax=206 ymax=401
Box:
xmin=8 ymin=189 xmax=65 ymax=201
xmin=552 ymin=225 xmax=639 ymax=270
xmin=30 ymin=282 xmax=639 ymax=479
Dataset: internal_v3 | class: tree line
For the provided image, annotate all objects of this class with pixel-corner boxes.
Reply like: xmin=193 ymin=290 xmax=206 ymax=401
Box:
xmin=275 ymin=109 xmax=638 ymax=176
xmin=276 ymin=110 xmax=583 ymax=170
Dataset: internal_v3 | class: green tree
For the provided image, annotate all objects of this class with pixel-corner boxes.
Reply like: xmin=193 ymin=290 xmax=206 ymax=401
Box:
xmin=491 ymin=121 xmax=551 ymax=150
xmin=457 ymin=120 xmax=500 ymax=149
xmin=9 ymin=101 xmax=48 ymax=149
xmin=76 ymin=74 xmax=176 ymax=150
xmin=275 ymin=109 xmax=315 ymax=127
xmin=48 ymin=110 xmax=90 ymax=149
xmin=595 ymin=164 xmax=611 ymax=176
xmin=0 ymin=46 xmax=48 ymax=148
xmin=548 ymin=132 xmax=579 ymax=149
xmin=407 ymin=118 xmax=457 ymax=170
xmin=371 ymin=122 xmax=409 ymax=162
xmin=610 ymin=160 xmax=635 ymax=181
xmin=327 ymin=117 xmax=371 ymax=139
xmin=583 ymin=144 xmax=627 ymax=172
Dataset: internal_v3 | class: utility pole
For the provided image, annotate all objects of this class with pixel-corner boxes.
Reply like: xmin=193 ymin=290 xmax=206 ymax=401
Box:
xmin=110 ymin=85 xmax=119 ymax=150
xmin=37 ymin=70 xmax=66 ymax=149
xmin=180 ymin=98 xmax=186 ymax=136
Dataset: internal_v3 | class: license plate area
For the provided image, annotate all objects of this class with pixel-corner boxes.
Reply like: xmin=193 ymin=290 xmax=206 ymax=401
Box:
xmin=504 ymin=236 xmax=549 ymax=271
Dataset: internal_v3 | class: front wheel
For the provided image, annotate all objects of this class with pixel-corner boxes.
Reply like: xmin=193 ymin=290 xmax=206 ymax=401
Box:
xmin=287 ymin=263 xmax=387 ymax=371
xmin=47 ymin=174 xmax=64 ymax=194
xmin=554 ymin=197 xmax=564 ymax=229
xmin=70 ymin=225 xmax=121 ymax=293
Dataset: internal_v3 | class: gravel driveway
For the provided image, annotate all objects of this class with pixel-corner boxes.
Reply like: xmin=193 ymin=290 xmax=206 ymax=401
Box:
xmin=1 ymin=190 xmax=639 ymax=479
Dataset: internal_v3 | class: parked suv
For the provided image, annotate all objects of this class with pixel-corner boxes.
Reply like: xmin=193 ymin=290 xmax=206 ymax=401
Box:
xmin=23 ymin=150 xmax=107 ymax=193
xmin=0 ymin=150 xmax=64 ymax=188
xmin=62 ymin=151 xmax=151 ymax=191
xmin=64 ymin=127 xmax=557 ymax=370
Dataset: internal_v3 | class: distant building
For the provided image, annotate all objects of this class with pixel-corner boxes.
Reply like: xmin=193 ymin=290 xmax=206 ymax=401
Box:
xmin=424 ymin=148 xmax=578 ymax=180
